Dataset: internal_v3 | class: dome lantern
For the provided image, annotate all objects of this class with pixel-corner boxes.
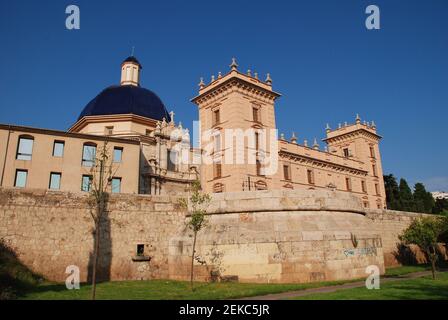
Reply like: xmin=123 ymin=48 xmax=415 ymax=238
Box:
xmin=120 ymin=56 xmax=142 ymax=86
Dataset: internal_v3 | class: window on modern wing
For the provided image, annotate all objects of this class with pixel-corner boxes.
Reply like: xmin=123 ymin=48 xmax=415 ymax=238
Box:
xmin=82 ymin=143 xmax=96 ymax=167
xmin=14 ymin=170 xmax=28 ymax=187
xmin=16 ymin=136 xmax=34 ymax=160
xmin=49 ymin=172 xmax=61 ymax=190
xmin=111 ymin=177 xmax=122 ymax=193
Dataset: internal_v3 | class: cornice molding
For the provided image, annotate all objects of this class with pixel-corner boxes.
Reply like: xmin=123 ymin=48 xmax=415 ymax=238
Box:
xmin=279 ymin=150 xmax=368 ymax=176
xmin=69 ymin=114 xmax=158 ymax=133
xmin=191 ymin=76 xmax=281 ymax=107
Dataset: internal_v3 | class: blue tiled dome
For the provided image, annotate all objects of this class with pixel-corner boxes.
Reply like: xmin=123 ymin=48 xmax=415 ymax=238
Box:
xmin=78 ymin=85 xmax=171 ymax=121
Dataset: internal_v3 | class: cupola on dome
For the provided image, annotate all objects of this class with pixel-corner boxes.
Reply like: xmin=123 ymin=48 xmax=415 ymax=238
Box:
xmin=77 ymin=56 xmax=171 ymax=122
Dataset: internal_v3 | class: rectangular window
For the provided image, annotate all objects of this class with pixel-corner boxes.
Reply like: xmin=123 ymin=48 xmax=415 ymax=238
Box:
xmin=82 ymin=144 xmax=96 ymax=167
xmin=256 ymin=160 xmax=263 ymax=176
xmin=343 ymin=148 xmax=350 ymax=158
xmin=375 ymin=183 xmax=380 ymax=195
xmin=345 ymin=177 xmax=352 ymax=191
xmin=372 ymin=164 xmax=378 ymax=177
xmin=214 ymin=133 xmax=221 ymax=153
xmin=255 ymin=132 xmax=260 ymax=150
xmin=370 ymin=146 xmax=375 ymax=158
xmin=361 ymin=180 xmax=367 ymax=193
xmin=167 ymin=150 xmax=177 ymax=172
xmin=363 ymin=201 xmax=370 ymax=208
xmin=214 ymin=162 xmax=222 ymax=179
xmin=14 ymin=169 xmax=27 ymax=188
xmin=53 ymin=141 xmax=65 ymax=157
xmin=307 ymin=169 xmax=315 ymax=184
xmin=113 ymin=147 xmax=123 ymax=163
xmin=213 ymin=109 xmax=220 ymax=125
xmin=111 ymin=177 xmax=121 ymax=193
xmin=105 ymin=126 xmax=114 ymax=135
xmin=49 ymin=172 xmax=61 ymax=190
xmin=136 ymin=244 xmax=145 ymax=256
xmin=283 ymin=165 xmax=291 ymax=181
xmin=81 ymin=175 xmax=93 ymax=192
xmin=16 ymin=137 xmax=33 ymax=160
xmin=253 ymin=107 xmax=260 ymax=122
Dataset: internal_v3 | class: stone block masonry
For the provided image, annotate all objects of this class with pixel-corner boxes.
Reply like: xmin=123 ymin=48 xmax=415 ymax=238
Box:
xmin=0 ymin=187 xmax=185 ymax=282
xmin=170 ymin=190 xmax=385 ymax=283
xmin=0 ymin=187 xmax=438 ymax=284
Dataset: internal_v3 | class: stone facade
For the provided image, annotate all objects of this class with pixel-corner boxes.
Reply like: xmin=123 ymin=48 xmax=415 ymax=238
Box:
xmin=1 ymin=56 xmax=386 ymax=207
xmin=192 ymin=60 xmax=386 ymax=210
xmin=0 ymin=187 xmax=437 ymax=284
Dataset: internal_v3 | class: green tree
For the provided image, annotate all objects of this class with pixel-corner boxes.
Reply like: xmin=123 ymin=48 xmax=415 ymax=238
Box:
xmin=399 ymin=216 xmax=445 ymax=279
xmin=179 ymin=180 xmax=211 ymax=290
xmin=413 ymin=183 xmax=435 ymax=214
xmin=441 ymin=216 xmax=448 ymax=245
xmin=384 ymin=174 xmax=401 ymax=210
xmin=398 ymin=179 xmax=415 ymax=212
xmin=87 ymin=141 xmax=117 ymax=300
xmin=433 ymin=198 xmax=448 ymax=215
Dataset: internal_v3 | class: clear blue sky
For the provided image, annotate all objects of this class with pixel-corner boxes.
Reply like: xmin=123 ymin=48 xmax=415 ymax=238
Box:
xmin=0 ymin=0 xmax=447 ymax=191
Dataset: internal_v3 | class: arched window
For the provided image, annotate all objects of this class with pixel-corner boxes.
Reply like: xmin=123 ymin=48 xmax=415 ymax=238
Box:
xmin=82 ymin=142 xmax=97 ymax=167
xmin=213 ymin=183 xmax=224 ymax=193
xmin=16 ymin=135 xmax=34 ymax=160
xmin=255 ymin=180 xmax=267 ymax=190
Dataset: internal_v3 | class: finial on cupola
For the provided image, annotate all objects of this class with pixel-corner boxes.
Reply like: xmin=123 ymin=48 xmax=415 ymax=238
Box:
xmin=313 ymin=138 xmax=319 ymax=150
xmin=265 ymin=73 xmax=272 ymax=85
xmin=198 ymin=77 xmax=205 ymax=89
xmin=304 ymin=139 xmax=308 ymax=147
xmin=211 ymin=74 xmax=215 ymax=82
xmin=291 ymin=132 xmax=297 ymax=144
xmin=371 ymin=120 xmax=376 ymax=129
xmin=218 ymin=72 xmax=222 ymax=79
xmin=325 ymin=123 xmax=331 ymax=133
xmin=280 ymin=133 xmax=286 ymax=140
xmin=355 ymin=113 xmax=361 ymax=124
xmin=230 ymin=57 xmax=238 ymax=71
xmin=247 ymin=69 xmax=251 ymax=76
xmin=254 ymin=72 xmax=258 ymax=79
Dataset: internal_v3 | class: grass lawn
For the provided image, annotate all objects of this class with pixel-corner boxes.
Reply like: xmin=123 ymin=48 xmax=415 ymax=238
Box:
xmin=17 ymin=265 xmax=435 ymax=300
xmin=294 ymin=272 xmax=448 ymax=300
xmin=384 ymin=264 xmax=430 ymax=277
xmin=20 ymin=278 xmax=355 ymax=300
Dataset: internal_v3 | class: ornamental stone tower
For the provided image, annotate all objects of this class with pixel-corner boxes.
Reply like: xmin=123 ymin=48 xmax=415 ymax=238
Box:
xmin=191 ymin=59 xmax=281 ymax=193
xmin=323 ymin=117 xmax=386 ymax=209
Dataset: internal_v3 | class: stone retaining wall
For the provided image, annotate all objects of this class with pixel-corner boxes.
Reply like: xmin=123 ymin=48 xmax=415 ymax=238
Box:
xmin=0 ymin=187 xmax=438 ymax=284
xmin=0 ymin=187 xmax=185 ymax=282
